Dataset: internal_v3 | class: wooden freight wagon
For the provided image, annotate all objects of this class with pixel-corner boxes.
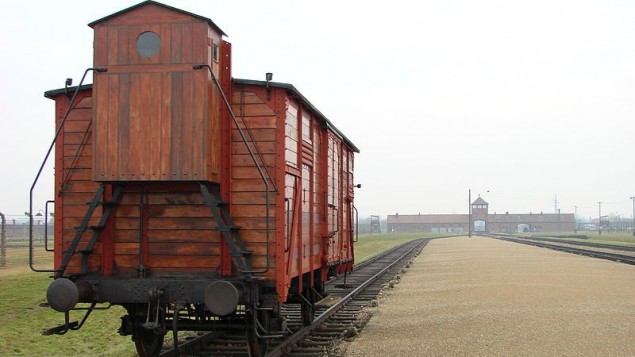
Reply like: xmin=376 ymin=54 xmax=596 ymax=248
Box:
xmin=38 ymin=1 xmax=359 ymax=356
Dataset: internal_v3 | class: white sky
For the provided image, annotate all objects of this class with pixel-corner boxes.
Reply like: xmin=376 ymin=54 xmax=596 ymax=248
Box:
xmin=1 ymin=0 xmax=633 ymax=222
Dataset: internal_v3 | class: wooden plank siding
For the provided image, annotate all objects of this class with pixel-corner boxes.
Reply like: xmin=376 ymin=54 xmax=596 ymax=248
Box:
xmin=309 ymin=120 xmax=324 ymax=274
xmin=53 ymin=89 xmax=222 ymax=276
xmin=323 ymin=131 xmax=355 ymax=274
xmin=51 ymin=83 xmax=354 ymax=295
xmin=108 ymin=189 xmax=223 ymax=276
xmin=54 ymin=94 xmax=103 ymax=275
xmin=92 ymin=4 xmax=223 ymax=182
xmin=339 ymin=146 xmax=355 ymax=272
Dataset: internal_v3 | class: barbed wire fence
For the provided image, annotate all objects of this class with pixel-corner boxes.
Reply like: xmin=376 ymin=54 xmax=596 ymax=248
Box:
xmin=0 ymin=212 xmax=55 ymax=270
xmin=0 ymin=212 xmax=6 ymax=268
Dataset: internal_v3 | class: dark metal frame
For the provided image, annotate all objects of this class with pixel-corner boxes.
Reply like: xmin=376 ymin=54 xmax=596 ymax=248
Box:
xmin=29 ymin=67 xmax=107 ymax=273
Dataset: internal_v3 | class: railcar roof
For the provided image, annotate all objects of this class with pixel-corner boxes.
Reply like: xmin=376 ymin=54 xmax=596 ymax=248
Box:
xmin=234 ymin=78 xmax=359 ymax=153
xmin=87 ymin=0 xmax=227 ymax=37
xmin=44 ymin=80 xmax=359 ymax=153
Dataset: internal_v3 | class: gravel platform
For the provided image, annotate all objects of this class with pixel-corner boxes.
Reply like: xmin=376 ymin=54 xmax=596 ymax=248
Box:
xmin=341 ymin=236 xmax=635 ymax=356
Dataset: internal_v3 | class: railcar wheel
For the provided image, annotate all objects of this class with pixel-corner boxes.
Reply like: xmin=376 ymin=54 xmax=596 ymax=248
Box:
xmin=247 ymin=334 xmax=267 ymax=357
xmin=246 ymin=311 xmax=268 ymax=357
xmin=131 ymin=305 xmax=166 ymax=357
xmin=134 ymin=328 xmax=165 ymax=357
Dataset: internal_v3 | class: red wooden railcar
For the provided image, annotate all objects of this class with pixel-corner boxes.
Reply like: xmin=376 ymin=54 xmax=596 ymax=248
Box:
xmin=38 ymin=1 xmax=359 ymax=356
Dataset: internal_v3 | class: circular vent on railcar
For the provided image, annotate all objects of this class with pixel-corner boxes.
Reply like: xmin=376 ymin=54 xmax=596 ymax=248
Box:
xmin=136 ymin=31 xmax=161 ymax=57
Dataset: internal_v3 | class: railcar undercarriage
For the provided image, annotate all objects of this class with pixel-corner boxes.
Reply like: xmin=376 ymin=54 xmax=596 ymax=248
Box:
xmin=46 ymin=275 xmax=327 ymax=357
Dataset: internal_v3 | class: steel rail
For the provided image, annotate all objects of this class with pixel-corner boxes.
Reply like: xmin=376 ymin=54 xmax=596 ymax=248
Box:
xmin=486 ymin=234 xmax=635 ymax=265
xmin=158 ymin=238 xmax=432 ymax=357
xmin=352 ymin=235 xmax=450 ymax=271
xmin=266 ymin=238 xmax=429 ymax=357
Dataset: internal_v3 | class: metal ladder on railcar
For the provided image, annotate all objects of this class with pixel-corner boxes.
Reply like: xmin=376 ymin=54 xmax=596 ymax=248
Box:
xmin=56 ymin=183 xmax=123 ymax=278
xmin=199 ymin=183 xmax=253 ymax=274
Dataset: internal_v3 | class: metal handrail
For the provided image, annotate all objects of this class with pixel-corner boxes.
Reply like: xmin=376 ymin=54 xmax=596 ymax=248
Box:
xmin=193 ymin=64 xmax=273 ymax=274
xmin=352 ymin=205 xmax=359 ymax=243
xmin=28 ymin=67 xmax=106 ymax=272
xmin=328 ymin=204 xmax=339 ymax=235
xmin=58 ymin=119 xmax=92 ymax=196
xmin=44 ymin=200 xmax=55 ymax=252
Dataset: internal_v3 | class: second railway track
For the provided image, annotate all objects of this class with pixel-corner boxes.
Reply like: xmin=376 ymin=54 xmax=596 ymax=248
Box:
xmin=485 ymin=233 xmax=635 ymax=265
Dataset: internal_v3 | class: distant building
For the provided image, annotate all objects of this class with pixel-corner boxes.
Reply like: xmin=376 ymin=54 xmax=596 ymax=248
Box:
xmin=387 ymin=198 xmax=575 ymax=234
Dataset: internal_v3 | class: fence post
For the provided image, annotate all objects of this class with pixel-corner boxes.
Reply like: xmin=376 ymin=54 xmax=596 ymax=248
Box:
xmin=0 ymin=212 xmax=6 ymax=268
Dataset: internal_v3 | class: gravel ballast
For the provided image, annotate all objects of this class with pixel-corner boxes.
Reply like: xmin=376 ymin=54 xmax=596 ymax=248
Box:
xmin=342 ymin=236 xmax=635 ymax=356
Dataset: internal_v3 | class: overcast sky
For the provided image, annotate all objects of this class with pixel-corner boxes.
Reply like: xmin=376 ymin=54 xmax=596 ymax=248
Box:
xmin=1 ymin=0 xmax=633 ymax=222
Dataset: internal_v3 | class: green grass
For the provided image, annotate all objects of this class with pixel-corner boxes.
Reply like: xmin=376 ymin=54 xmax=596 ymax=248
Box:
xmin=0 ymin=248 xmax=136 ymax=357
xmin=353 ymin=232 xmax=456 ymax=262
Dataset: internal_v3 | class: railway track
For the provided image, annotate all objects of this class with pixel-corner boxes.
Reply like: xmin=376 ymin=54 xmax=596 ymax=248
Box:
xmin=158 ymin=238 xmax=431 ymax=357
xmin=486 ymin=233 xmax=635 ymax=265
xmin=502 ymin=234 xmax=635 ymax=252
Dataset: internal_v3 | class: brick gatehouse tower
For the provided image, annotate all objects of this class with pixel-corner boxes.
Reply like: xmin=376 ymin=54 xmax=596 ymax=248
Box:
xmin=471 ymin=196 xmax=489 ymax=233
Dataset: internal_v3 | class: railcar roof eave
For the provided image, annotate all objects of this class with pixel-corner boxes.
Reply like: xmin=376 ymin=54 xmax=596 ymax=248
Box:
xmin=43 ymin=84 xmax=92 ymax=99
xmin=234 ymin=78 xmax=360 ymax=153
